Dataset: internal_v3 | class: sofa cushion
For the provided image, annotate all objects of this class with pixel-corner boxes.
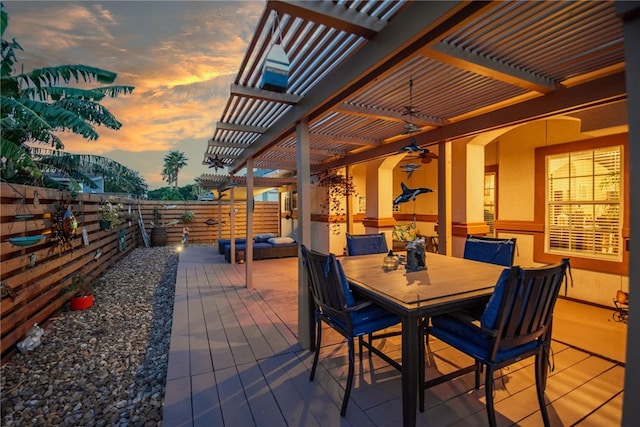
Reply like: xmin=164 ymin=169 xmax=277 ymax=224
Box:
xmin=218 ymin=238 xmax=247 ymax=254
xmin=256 ymin=232 xmax=277 ymax=239
xmin=253 ymin=242 xmax=273 ymax=249
xmin=268 ymin=236 xmax=295 ymax=244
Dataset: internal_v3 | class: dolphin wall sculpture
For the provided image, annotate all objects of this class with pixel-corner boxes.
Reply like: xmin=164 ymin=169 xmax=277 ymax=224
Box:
xmin=393 ymin=182 xmax=433 ymax=206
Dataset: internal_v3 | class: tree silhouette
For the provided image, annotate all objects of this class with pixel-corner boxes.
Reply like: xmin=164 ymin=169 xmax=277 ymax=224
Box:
xmin=161 ymin=150 xmax=188 ymax=188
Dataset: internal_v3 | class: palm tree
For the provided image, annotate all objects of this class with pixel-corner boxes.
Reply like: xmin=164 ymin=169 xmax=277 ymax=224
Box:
xmin=162 ymin=150 xmax=188 ymax=188
xmin=1 ymin=3 xmax=135 ymax=186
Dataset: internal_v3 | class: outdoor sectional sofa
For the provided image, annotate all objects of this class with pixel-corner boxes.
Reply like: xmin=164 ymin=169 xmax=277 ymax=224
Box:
xmin=219 ymin=235 xmax=298 ymax=262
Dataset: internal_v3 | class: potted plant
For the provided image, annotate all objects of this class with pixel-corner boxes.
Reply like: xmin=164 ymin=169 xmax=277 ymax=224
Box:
xmin=64 ymin=273 xmax=96 ymax=310
xmin=98 ymin=202 xmax=122 ymax=231
xmin=150 ymin=207 xmax=167 ymax=246
xmin=181 ymin=210 xmax=195 ymax=223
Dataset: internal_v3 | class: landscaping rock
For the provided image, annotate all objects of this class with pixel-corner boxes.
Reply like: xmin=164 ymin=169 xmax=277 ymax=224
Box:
xmin=0 ymin=246 xmax=179 ymax=426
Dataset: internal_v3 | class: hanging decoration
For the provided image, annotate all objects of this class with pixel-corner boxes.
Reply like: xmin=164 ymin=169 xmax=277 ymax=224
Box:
xmin=82 ymin=226 xmax=90 ymax=246
xmin=393 ymin=182 xmax=433 ymax=206
xmin=398 ymin=139 xmax=425 ymax=156
xmin=51 ymin=204 xmax=78 ymax=254
xmin=6 ymin=236 xmax=45 ymax=247
xmin=399 ymin=163 xmax=421 ymax=179
xmin=260 ymin=11 xmax=289 ymax=93
xmin=118 ymin=229 xmax=127 ymax=252
xmin=204 ymin=218 xmax=219 ymax=226
xmin=396 ymin=79 xmax=439 ymax=164
xmin=5 ymin=190 xmax=44 ymax=247
xmin=313 ymin=169 xmax=357 ymax=235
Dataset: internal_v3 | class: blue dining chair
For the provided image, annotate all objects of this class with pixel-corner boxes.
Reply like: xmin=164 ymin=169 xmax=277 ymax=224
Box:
xmin=463 ymin=235 xmax=517 ymax=267
xmin=420 ymin=258 xmax=570 ymax=426
xmin=346 ymin=232 xmax=389 ymax=255
xmin=300 ymin=245 xmax=401 ymax=416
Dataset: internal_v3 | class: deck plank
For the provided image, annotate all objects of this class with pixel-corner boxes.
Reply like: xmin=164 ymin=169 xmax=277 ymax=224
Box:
xmin=237 ymin=359 xmax=288 ymax=426
xmin=163 ymin=376 xmax=193 ymax=426
xmin=192 ymin=372 xmax=223 ymax=427
xmin=215 ymin=365 xmax=255 ymax=426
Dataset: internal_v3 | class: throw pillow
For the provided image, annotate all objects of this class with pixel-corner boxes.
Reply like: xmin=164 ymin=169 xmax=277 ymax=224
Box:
xmin=268 ymin=236 xmax=295 ymax=244
xmin=392 ymin=223 xmax=417 ymax=242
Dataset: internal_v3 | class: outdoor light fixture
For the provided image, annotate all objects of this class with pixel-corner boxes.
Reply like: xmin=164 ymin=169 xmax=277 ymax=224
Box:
xmin=260 ymin=12 xmax=289 ymax=92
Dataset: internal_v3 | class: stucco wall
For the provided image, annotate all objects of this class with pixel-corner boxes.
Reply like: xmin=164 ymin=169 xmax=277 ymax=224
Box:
xmin=492 ymin=119 xmax=628 ymax=306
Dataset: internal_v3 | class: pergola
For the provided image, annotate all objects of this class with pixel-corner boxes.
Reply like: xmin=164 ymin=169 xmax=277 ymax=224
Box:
xmin=202 ymin=1 xmax=640 ymax=422
xmin=204 ymin=1 xmax=625 ymax=175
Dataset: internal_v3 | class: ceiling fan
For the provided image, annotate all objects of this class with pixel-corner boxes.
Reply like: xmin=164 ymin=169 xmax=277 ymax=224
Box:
xmin=419 ymin=148 xmax=438 ymax=164
xmin=397 ymin=79 xmax=438 ymax=164
xmin=205 ymin=154 xmax=225 ymax=171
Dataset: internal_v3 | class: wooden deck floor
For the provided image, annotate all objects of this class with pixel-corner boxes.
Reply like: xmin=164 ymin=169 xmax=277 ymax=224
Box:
xmin=163 ymin=246 xmax=625 ymax=426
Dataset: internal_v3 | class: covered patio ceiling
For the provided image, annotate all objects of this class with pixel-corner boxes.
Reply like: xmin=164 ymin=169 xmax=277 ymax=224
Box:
xmin=202 ymin=0 xmax=626 ymax=188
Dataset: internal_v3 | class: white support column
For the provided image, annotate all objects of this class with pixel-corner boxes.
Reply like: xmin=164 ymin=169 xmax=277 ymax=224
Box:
xmin=449 ymin=139 xmax=489 ymax=256
xmin=217 ymin=198 xmax=222 ymax=241
xmin=229 ymin=179 xmax=236 ymax=264
xmin=245 ymin=158 xmax=254 ymax=289
xmin=296 ymin=119 xmax=312 ymax=349
xmin=438 ymin=140 xmax=452 ymax=255
xmin=362 ymin=154 xmax=404 ymax=246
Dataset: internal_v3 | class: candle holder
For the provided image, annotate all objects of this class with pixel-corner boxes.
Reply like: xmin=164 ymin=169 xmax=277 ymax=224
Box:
xmin=383 ymin=250 xmax=399 ymax=271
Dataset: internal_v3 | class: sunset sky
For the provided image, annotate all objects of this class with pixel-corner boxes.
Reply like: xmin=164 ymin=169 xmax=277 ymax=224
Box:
xmin=4 ymin=1 xmax=265 ymax=190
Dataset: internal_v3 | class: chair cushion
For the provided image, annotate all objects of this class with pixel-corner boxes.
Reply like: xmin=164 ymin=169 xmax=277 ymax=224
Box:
xmin=392 ymin=223 xmax=417 ymax=242
xmin=336 ymin=260 xmax=356 ymax=307
xmin=431 ymin=313 xmax=488 ymax=348
xmin=346 ymin=233 xmax=388 ymax=255
xmin=329 ymin=304 xmax=399 ymax=336
xmin=463 ymin=237 xmax=515 ymax=267
xmin=480 ymin=268 xmax=511 ymax=329
xmin=430 ymin=322 xmax=539 ymax=363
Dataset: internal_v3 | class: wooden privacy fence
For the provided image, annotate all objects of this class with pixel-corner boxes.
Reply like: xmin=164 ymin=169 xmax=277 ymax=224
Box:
xmin=0 ymin=182 xmax=280 ymax=361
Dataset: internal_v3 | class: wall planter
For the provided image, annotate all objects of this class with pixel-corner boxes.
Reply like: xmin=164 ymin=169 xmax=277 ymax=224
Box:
xmin=99 ymin=219 xmax=111 ymax=231
xmin=6 ymin=235 xmax=45 ymax=246
xmin=70 ymin=295 xmax=94 ymax=311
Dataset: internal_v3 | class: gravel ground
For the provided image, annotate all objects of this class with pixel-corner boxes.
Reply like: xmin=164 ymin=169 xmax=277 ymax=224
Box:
xmin=1 ymin=246 xmax=179 ymax=427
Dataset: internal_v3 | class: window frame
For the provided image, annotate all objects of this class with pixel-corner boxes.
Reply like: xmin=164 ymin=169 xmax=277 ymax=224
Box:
xmin=534 ymin=134 xmax=629 ymax=275
xmin=484 ymin=165 xmax=498 ymax=238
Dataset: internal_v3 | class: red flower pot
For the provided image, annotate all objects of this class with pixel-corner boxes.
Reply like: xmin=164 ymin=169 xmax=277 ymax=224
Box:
xmin=70 ymin=295 xmax=94 ymax=311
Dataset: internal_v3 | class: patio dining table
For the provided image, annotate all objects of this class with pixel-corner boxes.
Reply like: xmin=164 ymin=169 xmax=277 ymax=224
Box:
xmin=340 ymin=252 xmax=506 ymax=427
